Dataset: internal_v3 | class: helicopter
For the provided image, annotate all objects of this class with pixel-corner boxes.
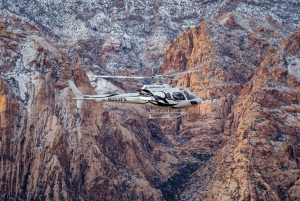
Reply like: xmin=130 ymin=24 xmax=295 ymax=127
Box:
xmin=68 ymin=75 xmax=201 ymax=118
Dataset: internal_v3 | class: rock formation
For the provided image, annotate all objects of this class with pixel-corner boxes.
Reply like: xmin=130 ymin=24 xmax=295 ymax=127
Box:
xmin=160 ymin=11 xmax=300 ymax=201
xmin=0 ymin=1 xmax=300 ymax=201
xmin=0 ymin=16 xmax=176 ymax=200
xmin=1 ymin=0 xmax=299 ymax=75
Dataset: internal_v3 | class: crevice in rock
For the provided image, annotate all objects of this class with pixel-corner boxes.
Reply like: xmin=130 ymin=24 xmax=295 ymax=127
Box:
xmin=157 ymin=162 xmax=203 ymax=201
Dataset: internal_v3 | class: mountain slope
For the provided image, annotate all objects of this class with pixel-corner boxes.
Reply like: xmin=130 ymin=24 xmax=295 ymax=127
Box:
xmin=159 ymin=11 xmax=300 ymax=201
xmin=1 ymin=0 xmax=299 ymax=74
xmin=0 ymin=1 xmax=300 ymax=200
xmin=0 ymin=16 xmax=178 ymax=200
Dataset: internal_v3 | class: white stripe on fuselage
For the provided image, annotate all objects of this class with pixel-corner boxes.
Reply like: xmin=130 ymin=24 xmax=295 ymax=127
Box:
xmin=73 ymin=91 xmax=200 ymax=109
xmin=74 ymin=93 xmax=151 ymax=105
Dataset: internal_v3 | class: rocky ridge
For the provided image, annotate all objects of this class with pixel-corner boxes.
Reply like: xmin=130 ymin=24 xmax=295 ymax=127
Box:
xmin=0 ymin=1 xmax=300 ymax=201
xmin=0 ymin=16 xmax=178 ymax=200
xmin=159 ymin=11 xmax=300 ymax=201
xmin=1 ymin=0 xmax=299 ymax=75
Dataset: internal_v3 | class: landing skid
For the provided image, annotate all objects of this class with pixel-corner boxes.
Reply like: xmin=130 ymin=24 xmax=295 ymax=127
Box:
xmin=148 ymin=108 xmax=185 ymax=119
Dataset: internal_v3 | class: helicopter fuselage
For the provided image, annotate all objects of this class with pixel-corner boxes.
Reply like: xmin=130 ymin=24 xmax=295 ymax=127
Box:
xmin=68 ymin=81 xmax=201 ymax=109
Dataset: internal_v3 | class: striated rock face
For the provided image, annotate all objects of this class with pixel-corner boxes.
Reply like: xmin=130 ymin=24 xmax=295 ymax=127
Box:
xmin=1 ymin=0 xmax=299 ymax=76
xmin=0 ymin=16 xmax=178 ymax=200
xmin=159 ymin=11 xmax=300 ymax=201
xmin=1 ymin=1 xmax=300 ymax=201
xmin=283 ymin=27 xmax=300 ymax=57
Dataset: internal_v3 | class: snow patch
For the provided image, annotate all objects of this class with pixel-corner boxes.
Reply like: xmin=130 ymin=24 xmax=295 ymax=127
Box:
xmin=87 ymin=72 xmax=120 ymax=95
xmin=236 ymin=3 xmax=284 ymax=23
xmin=6 ymin=71 xmax=39 ymax=103
xmin=288 ymin=58 xmax=300 ymax=82
xmin=21 ymin=41 xmax=39 ymax=68
xmin=87 ymin=12 xmax=109 ymax=30
xmin=93 ymin=79 xmax=120 ymax=95
xmin=15 ymin=74 xmax=31 ymax=101
xmin=29 ymin=35 xmax=62 ymax=58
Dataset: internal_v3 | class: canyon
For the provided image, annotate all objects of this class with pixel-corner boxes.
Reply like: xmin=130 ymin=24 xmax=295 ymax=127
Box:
xmin=1 ymin=0 xmax=300 ymax=200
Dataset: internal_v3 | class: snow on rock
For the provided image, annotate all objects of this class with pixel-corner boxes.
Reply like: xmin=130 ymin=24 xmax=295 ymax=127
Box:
xmin=3 ymin=0 xmax=299 ymax=79
xmin=15 ymin=73 xmax=31 ymax=101
xmin=101 ymin=32 xmax=123 ymax=52
xmin=21 ymin=41 xmax=39 ymax=69
xmin=288 ymin=58 xmax=300 ymax=82
xmin=29 ymin=35 xmax=62 ymax=58
xmin=94 ymin=78 xmax=121 ymax=95
xmin=87 ymin=72 xmax=121 ymax=95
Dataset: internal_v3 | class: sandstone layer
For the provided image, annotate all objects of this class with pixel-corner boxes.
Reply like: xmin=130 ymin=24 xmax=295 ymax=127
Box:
xmin=0 ymin=3 xmax=300 ymax=201
xmin=0 ymin=16 xmax=177 ymax=200
xmin=159 ymin=11 xmax=300 ymax=201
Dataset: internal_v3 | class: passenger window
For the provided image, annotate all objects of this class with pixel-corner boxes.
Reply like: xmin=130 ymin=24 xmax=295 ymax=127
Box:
xmin=172 ymin=92 xmax=186 ymax=101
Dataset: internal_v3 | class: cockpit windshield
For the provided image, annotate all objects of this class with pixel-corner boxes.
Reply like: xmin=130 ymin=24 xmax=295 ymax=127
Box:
xmin=173 ymin=92 xmax=186 ymax=100
xmin=183 ymin=90 xmax=197 ymax=100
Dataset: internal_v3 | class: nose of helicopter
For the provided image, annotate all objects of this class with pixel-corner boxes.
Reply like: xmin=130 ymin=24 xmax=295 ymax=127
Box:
xmin=190 ymin=98 xmax=201 ymax=106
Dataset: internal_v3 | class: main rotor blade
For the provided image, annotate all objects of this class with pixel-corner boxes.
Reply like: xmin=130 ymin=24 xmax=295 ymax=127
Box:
xmin=95 ymin=75 xmax=151 ymax=79
xmin=162 ymin=70 xmax=202 ymax=77
xmin=94 ymin=70 xmax=202 ymax=81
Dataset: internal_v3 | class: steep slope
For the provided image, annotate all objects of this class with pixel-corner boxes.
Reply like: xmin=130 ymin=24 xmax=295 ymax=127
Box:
xmin=1 ymin=0 xmax=299 ymax=76
xmin=159 ymin=11 xmax=300 ymax=201
xmin=0 ymin=16 xmax=178 ymax=200
xmin=1 ymin=1 xmax=300 ymax=201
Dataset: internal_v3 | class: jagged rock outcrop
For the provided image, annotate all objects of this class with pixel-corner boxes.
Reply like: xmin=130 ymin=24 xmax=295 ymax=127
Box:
xmin=1 ymin=0 xmax=299 ymax=76
xmin=0 ymin=16 xmax=178 ymax=200
xmin=1 ymin=1 xmax=300 ymax=201
xmin=159 ymin=11 xmax=300 ymax=201
xmin=283 ymin=27 xmax=300 ymax=57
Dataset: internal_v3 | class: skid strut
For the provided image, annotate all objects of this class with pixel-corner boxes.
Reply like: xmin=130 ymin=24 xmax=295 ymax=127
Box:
xmin=149 ymin=108 xmax=185 ymax=119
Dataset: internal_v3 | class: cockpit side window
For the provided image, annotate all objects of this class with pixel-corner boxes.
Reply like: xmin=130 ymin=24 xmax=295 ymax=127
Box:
xmin=183 ymin=90 xmax=197 ymax=100
xmin=166 ymin=93 xmax=172 ymax=100
xmin=173 ymin=92 xmax=186 ymax=101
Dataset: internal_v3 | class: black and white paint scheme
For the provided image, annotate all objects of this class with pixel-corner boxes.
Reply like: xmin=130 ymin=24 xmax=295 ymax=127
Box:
xmin=68 ymin=80 xmax=201 ymax=111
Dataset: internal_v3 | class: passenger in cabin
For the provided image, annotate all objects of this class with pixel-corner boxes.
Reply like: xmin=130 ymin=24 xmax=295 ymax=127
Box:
xmin=172 ymin=92 xmax=185 ymax=101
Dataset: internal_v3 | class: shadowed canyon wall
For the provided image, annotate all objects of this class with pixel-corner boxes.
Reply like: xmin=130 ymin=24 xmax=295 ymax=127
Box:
xmin=0 ymin=1 xmax=300 ymax=201
xmin=160 ymin=12 xmax=300 ymax=201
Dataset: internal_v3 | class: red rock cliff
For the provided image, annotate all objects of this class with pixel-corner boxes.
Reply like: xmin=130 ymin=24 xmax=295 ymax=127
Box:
xmin=1 ymin=10 xmax=300 ymax=201
xmin=160 ymin=12 xmax=300 ymax=201
xmin=0 ymin=16 xmax=175 ymax=200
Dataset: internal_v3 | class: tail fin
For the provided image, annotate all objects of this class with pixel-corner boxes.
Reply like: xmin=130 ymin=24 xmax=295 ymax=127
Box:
xmin=68 ymin=80 xmax=84 ymax=109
